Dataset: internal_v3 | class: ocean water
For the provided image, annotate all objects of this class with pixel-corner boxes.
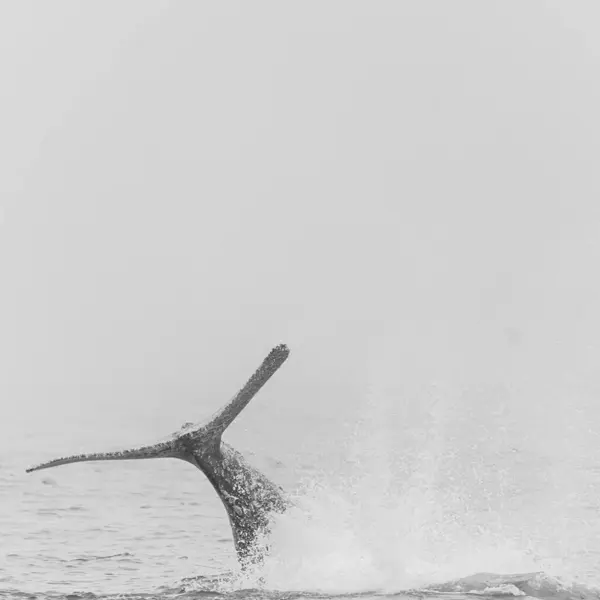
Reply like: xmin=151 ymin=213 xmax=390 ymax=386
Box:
xmin=2 ymin=380 xmax=600 ymax=600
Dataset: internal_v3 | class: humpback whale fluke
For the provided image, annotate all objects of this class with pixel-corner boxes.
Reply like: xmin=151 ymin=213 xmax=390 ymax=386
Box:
xmin=26 ymin=344 xmax=292 ymax=565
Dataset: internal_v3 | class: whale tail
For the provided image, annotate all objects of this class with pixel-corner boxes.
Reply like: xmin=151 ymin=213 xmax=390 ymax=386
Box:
xmin=26 ymin=344 xmax=290 ymax=473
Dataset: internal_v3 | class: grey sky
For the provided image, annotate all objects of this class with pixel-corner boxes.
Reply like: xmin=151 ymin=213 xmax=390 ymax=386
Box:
xmin=2 ymin=2 xmax=600 ymax=458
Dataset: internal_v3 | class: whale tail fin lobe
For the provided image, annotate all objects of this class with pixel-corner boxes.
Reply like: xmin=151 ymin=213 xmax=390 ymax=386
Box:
xmin=201 ymin=344 xmax=290 ymax=442
xmin=26 ymin=344 xmax=291 ymax=473
xmin=25 ymin=442 xmax=178 ymax=473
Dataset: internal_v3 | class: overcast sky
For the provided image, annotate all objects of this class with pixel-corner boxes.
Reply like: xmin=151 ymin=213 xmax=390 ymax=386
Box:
xmin=2 ymin=2 xmax=600 ymax=459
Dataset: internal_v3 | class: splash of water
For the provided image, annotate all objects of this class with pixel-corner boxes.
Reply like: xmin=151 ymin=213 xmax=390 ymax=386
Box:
xmin=234 ymin=477 xmax=541 ymax=594
xmin=225 ymin=385 xmax=543 ymax=594
xmin=222 ymin=379 xmax=600 ymax=596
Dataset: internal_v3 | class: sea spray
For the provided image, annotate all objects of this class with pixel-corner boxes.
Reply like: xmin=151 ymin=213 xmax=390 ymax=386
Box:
xmin=230 ymin=384 xmax=543 ymax=594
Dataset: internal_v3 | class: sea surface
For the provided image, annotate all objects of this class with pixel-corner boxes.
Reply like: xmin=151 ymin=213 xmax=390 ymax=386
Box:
xmin=2 ymin=381 xmax=600 ymax=600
